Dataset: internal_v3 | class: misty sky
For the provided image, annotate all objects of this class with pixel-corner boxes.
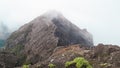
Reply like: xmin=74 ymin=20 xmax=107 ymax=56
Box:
xmin=0 ymin=0 xmax=120 ymax=45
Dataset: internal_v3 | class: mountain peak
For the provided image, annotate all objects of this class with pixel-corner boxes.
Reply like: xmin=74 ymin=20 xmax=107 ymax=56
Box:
xmin=41 ymin=10 xmax=63 ymax=20
xmin=5 ymin=11 xmax=93 ymax=67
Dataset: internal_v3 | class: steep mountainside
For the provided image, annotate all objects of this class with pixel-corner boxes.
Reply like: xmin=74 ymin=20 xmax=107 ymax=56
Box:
xmin=0 ymin=11 xmax=119 ymax=68
xmin=5 ymin=11 xmax=93 ymax=66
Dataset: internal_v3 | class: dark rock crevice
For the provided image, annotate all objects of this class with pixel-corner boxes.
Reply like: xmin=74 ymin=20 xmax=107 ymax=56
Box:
xmin=52 ymin=18 xmax=93 ymax=46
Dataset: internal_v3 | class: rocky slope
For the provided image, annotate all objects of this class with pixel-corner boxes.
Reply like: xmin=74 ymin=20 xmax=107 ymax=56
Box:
xmin=0 ymin=11 xmax=119 ymax=68
xmin=30 ymin=44 xmax=120 ymax=68
xmin=4 ymin=11 xmax=93 ymax=66
xmin=0 ymin=52 xmax=17 ymax=68
xmin=1 ymin=44 xmax=120 ymax=68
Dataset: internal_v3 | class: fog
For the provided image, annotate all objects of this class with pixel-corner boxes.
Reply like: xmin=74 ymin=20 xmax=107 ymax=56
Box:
xmin=0 ymin=22 xmax=10 ymax=40
xmin=0 ymin=0 xmax=120 ymax=45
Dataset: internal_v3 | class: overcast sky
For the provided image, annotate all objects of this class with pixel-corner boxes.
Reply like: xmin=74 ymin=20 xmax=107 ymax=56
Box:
xmin=0 ymin=0 xmax=120 ymax=45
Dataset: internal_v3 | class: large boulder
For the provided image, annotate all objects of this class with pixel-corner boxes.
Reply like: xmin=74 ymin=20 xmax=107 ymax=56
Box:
xmin=5 ymin=11 xmax=93 ymax=65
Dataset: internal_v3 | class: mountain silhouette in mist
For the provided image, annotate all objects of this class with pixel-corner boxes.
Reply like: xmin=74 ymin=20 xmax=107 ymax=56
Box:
xmin=0 ymin=22 xmax=10 ymax=47
xmin=4 ymin=11 xmax=93 ymax=67
xmin=1 ymin=11 xmax=119 ymax=68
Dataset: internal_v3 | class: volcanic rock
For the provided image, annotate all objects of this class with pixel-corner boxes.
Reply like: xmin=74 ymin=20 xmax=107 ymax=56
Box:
xmin=5 ymin=11 xmax=93 ymax=65
xmin=0 ymin=51 xmax=17 ymax=68
xmin=31 ymin=44 xmax=120 ymax=68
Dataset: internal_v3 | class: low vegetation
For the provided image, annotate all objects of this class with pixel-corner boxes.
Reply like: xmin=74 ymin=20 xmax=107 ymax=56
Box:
xmin=65 ymin=57 xmax=92 ymax=68
xmin=22 ymin=64 xmax=29 ymax=68
xmin=48 ymin=63 xmax=56 ymax=68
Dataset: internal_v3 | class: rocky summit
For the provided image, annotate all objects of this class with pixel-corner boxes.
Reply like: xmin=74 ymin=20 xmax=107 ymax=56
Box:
xmin=1 ymin=11 xmax=120 ymax=68
xmin=4 ymin=11 xmax=93 ymax=66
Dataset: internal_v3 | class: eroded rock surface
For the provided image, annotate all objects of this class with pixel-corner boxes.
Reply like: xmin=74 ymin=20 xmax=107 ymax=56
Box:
xmin=0 ymin=52 xmax=17 ymax=68
xmin=32 ymin=44 xmax=120 ymax=68
xmin=5 ymin=11 xmax=93 ymax=66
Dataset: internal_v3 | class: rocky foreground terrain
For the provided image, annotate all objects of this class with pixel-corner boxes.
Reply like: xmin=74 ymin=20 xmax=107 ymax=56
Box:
xmin=1 ymin=44 xmax=120 ymax=68
xmin=0 ymin=11 xmax=120 ymax=68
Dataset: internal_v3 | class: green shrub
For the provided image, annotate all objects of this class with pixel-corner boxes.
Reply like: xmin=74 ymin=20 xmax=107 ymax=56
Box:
xmin=48 ymin=63 xmax=56 ymax=68
xmin=22 ymin=65 xmax=29 ymax=68
xmin=65 ymin=57 xmax=92 ymax=68
xmin=65 ymin=61 xmax=75 ymax=67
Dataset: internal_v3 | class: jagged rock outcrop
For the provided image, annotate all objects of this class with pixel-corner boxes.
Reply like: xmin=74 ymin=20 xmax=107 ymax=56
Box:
xmin=5 ymin=11 xmax=93 ymax=66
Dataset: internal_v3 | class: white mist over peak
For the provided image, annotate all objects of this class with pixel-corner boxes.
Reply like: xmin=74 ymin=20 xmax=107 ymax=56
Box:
xmin=0 ymin=0 xmax=120 ymax=45
xmin=42 ymin=10 xmax=63 ymax=20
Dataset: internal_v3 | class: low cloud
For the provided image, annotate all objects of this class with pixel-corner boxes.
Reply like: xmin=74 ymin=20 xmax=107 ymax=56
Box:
xmin=0 ymin=22 xmax=10 ymax=40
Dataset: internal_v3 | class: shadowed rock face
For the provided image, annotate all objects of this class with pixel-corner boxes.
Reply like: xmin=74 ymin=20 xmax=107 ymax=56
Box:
xmin=52 ymin=17 xmax=93 ymax=46
xmin=5 ymin=11 xmax=93 ymax=65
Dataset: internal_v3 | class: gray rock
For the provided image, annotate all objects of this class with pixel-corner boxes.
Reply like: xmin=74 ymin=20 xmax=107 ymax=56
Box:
xmin=5 ymin=11 xmax=93 ymax=65
xmin=0 ymin=52 xmax=17 ymax=68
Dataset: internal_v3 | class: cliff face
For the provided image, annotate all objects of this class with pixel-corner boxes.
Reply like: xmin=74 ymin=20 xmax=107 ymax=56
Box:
xmin=5 ymin=11 xmax=93 ymax=65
